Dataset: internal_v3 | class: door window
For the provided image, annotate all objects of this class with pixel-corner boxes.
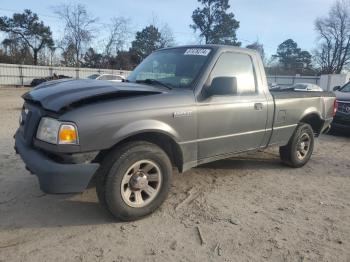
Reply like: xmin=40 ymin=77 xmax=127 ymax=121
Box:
xmin=210 ymin=52 xmax=257 ymax=95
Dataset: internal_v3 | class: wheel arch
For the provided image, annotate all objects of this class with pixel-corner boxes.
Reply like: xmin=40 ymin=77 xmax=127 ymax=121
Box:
xmin=299 ymin=112 xmax=324 ymax=136
xmin=96 ymin=130 xmax=184 ymax=173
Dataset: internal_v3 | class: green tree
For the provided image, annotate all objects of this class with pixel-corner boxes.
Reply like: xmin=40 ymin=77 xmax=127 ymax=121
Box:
xmin=1 ymin=37 xmax=33 ymax=64
xmin=0 ymin=9 xmax=54 ymax=65
xmin=60 ymin=43 xmax=76 ymax=67
xmin=275 ymin=39 xmax=312 ymax=70
xmin=190 ymin=0 xmax=240 ymax=45
xmin=108 ymin=51 xmax=139 ymax=70
xmin=130 ymin=25 xmax=165 ymax=63
xmin=268 ymin=39 xmax=315 ymax=75
xmin=297 ymin=50 xmax=312 ymax=69
xmin=276 ymin=39 xmax=301 ymax=69
xmin=83 ymin=48 xmax=103 ymax=68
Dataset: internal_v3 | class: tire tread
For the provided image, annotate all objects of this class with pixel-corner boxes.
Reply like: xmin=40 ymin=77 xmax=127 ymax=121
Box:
xmin=95 ymin=141 xmax=172 ymax=221
xmin=279 ymin=123 xmax=314 ymax=168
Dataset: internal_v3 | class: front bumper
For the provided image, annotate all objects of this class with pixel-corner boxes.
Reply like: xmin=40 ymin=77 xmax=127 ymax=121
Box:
xmin=14 ymin=132 xmax=100 ymax=194
xmin=331 ymin=121 xmax=350 ymax=130
xmin=332 ymin=113 xmax=350 ymax=130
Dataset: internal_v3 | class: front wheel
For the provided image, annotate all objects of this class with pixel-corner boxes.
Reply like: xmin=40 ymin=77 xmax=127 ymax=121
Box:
xmin=279 ymin=123 xmax=314 ymax=168
xmin=96 ymin=141 xmax=172 ymax=221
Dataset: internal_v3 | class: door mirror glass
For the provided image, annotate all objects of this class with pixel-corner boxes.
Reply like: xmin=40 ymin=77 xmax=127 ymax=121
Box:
xmin=209 ymin=77 xmax=237 ymax=96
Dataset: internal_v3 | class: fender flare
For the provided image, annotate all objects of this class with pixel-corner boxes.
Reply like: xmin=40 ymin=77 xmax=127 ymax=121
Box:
xmin=111 ymin=120 xmax=180 ymax=144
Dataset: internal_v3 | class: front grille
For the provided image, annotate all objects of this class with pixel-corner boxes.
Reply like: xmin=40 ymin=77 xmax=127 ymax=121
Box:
xmin=19 ymin=102 xmax=44 ymax=146
xmin=337 ymin=101 xmax=350 ymax=114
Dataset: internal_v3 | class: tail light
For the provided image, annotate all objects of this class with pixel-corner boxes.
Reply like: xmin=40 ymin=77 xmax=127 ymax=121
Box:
xmin=333 ymin=100 xmax=338 ymax=116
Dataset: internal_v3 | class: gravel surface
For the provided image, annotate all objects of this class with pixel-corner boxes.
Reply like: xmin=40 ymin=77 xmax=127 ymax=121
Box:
xmin=0 ymin=88 xmax=349 ymax=262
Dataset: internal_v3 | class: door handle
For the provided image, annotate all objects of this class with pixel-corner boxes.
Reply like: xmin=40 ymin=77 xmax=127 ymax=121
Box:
xmin=254 ymin=103 xmax=263 ymax=110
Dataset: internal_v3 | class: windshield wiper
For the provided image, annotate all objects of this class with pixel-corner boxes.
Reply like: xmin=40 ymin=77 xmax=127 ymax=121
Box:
xmin=136 ymin=79 xmax=173 ymax=90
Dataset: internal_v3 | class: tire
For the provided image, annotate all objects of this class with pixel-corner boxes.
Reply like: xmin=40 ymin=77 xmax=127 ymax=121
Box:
xmin=96 ymin=141 xmax=172 ymax=221
xmin=279 ymin=123 xmax=314 ymax=168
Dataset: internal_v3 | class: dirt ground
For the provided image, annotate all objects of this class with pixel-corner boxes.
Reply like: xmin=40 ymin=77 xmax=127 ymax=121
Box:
xmin=0 ymin=88 xmax=349 ymax=262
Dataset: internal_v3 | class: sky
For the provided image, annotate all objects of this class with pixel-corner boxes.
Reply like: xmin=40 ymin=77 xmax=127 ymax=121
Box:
xmin=0 ymin=0 xmax=335 ymax=57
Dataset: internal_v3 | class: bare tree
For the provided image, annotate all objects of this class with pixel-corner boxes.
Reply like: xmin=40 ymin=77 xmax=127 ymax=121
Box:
xmin=54 ymin=4 xmax=97 ymax=67
xmin=148 ymin=15 xmax=175 ymax=47
xmin=159 ymin=23 xmax=175 ymax=47
xmin=314 ymin=0 xmax=350 ymax=74
xmin=104 ymin=17 xmax=131 ymax=57
xmin=246 ymin=41 xmax=265 ymax=63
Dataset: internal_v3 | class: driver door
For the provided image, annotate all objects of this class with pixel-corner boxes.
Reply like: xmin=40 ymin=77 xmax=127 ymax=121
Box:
xmin=197 ymin=52 xmax=268 ymax=159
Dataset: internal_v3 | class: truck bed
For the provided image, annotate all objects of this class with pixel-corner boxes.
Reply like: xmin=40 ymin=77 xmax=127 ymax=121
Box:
xmin=267 ymin=90 xmax=336 ymax=147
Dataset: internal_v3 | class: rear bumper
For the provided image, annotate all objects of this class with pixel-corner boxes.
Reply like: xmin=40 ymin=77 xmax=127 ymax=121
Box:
xmin=14 ymin=132 xmax=99 ymax=194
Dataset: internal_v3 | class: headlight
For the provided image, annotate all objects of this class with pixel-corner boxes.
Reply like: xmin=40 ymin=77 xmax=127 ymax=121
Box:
xmin=36 ymin=117 xmax=79 ymax=145
xmin=36 ymin=117 xmax=60 ymax=144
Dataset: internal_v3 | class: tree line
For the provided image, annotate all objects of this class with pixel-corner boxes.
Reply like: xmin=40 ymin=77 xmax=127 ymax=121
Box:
xmin=0 ymin=0 xmax=350 ymax=75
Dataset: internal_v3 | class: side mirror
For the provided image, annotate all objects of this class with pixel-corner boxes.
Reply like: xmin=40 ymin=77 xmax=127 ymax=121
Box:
xmin=209 ymin=77 xmax=237 ymax=96
xmin=333 ymin=86 xmax=341 ymax=91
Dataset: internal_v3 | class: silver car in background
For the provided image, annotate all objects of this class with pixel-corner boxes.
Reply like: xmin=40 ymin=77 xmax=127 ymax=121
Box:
xmin=271 ymin=83 xmax=323 ymax=92
xmin=87 ymin=73 xmax=125 ymax=82
xmin=290 ymin=83 xmax=323 ymax=92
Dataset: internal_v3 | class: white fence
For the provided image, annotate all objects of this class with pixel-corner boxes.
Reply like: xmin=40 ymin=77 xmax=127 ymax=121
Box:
xmin=0 ymin=63 xmax=322 ymax=88
xmin=0 ymin=63 xmax=131 ymax=86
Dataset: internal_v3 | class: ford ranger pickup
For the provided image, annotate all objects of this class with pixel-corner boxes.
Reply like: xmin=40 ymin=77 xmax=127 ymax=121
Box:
xmin=14 ymin=45 xmax=337 ymax=221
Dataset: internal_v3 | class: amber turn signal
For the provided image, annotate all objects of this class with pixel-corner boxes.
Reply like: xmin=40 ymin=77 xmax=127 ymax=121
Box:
xmin=58 ymin=124 xmax=78 ymax=144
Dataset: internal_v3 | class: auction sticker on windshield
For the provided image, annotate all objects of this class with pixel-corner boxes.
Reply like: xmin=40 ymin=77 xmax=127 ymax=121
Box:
xmin=184 ymin=48 xmax=211 ymax=56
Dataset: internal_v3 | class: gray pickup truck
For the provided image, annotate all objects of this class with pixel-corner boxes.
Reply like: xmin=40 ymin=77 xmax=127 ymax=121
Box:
xmin=15 ymin=45 xmax=336 ymax=221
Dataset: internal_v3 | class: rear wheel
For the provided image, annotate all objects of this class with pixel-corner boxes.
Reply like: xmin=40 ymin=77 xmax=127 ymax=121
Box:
xmin=279 ymin=123 xmax=314 ymax=168
xmin=96 ymin=141 xmax=172 ymax=221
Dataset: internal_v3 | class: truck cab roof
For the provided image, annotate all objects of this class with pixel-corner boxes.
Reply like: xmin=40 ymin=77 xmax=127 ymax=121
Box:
xmin=159 ymin=44 xmax=260 ymax=56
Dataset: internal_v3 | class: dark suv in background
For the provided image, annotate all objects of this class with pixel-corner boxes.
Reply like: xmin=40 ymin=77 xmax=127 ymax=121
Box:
xmin=333 ymin=83 xmax=350 ymax=131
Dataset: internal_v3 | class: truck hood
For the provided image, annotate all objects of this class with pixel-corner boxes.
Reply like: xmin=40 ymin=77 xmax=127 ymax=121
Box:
xmin=22 ymin=79 xmax=164 ymax=112
xmin=335 ymin=90 xmax=350 ymax=101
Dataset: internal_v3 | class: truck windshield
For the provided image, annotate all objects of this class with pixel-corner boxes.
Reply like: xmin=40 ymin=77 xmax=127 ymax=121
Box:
xmin=340 ymin=82 xmax=350 ymax=92
xmin=127 ymin=47 xmax=212 ymax=89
